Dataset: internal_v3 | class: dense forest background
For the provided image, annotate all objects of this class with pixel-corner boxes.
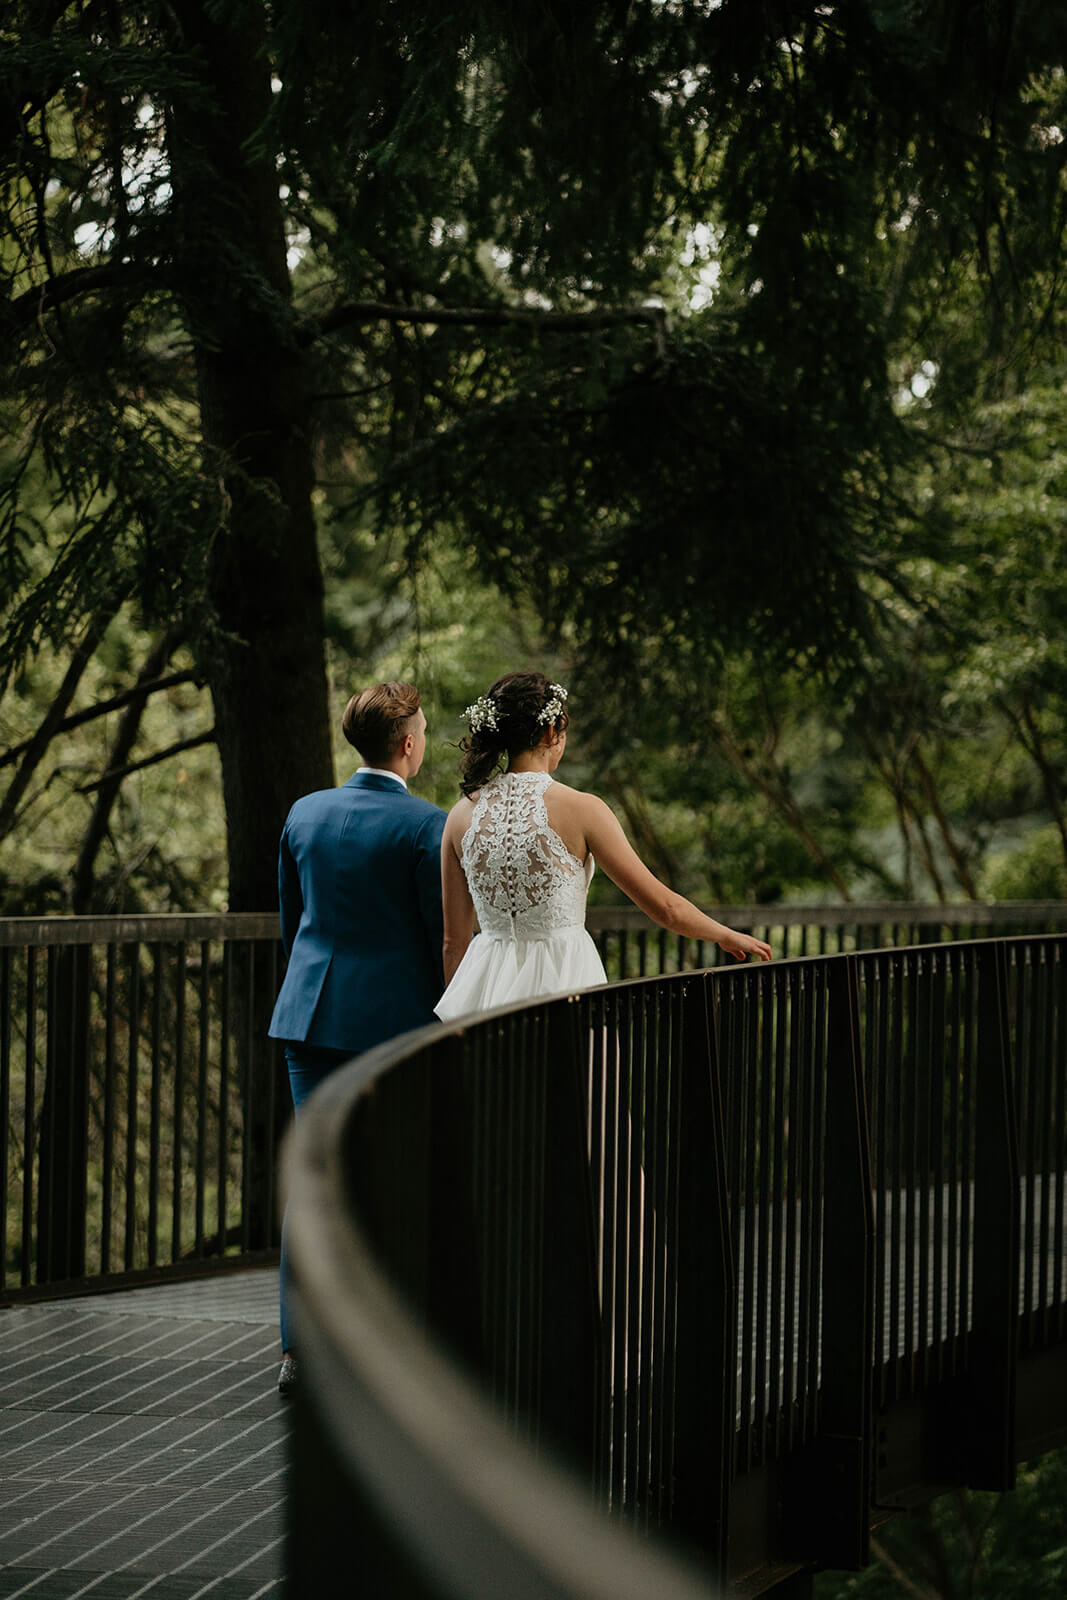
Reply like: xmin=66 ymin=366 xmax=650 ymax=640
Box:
xmin=3 ymin=0 xmax=1066 ymax=920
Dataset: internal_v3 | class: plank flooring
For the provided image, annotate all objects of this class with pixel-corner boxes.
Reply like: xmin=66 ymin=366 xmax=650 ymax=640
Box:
xmin=0 ymin=1269 xmax=286 ymax=1600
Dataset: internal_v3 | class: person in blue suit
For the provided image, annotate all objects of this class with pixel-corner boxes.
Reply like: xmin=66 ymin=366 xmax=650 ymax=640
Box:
xmin=268 ymin=680 xmax=447 ymax=1392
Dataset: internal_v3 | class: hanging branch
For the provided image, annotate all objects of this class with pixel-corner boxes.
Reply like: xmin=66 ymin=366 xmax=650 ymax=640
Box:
xmin=74 ymin=729 xmax=216 ymax=794
xmin=70 ymin=627 xmax=186 ymax=911
xmin=303 ymin=299 xmax=668 ymax=353
xmin=0 ymin=608 xmax=115 ymax=842
xmin=0 ymin=670 xmax=197 ymax=770
xmin=9 ymin=263 xmax=154 ymax=332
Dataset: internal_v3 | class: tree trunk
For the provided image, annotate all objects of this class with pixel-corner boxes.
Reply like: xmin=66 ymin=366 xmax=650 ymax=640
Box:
xmin=167 ymin=0 xmax=334 ymax=912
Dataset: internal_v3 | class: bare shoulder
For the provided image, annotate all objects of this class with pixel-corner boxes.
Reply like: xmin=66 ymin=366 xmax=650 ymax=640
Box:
xmin=546 ymin=781 xmax=617 ymax=838
xmin=444 ymin=794 xmax=475 ymax=844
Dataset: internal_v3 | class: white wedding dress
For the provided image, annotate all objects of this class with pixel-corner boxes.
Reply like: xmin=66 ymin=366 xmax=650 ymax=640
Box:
xmin=435 ymin=770 xmax=608 ymax=1020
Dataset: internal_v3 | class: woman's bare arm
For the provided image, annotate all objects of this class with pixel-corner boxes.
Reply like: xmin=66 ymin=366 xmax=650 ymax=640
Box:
xmin=441 ymin=802 xmax=477 ymax=984
xmin=577 ymin=793 xmax=772 ymax=961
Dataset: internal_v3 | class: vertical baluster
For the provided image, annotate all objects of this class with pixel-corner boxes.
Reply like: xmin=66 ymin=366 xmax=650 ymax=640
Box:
xmin=171 ymin=942 xmax=186 ymax=1264
xmin=768 ymin=967 xmax=788 ymax=1452
xmin=869 ymin=955 xmax=889 ymax=1404
xmin=959 ymin=946 xmax=977 ymax=1367
xmin=124 ymin=944 xmax=141 ymax=1272
xmin=903 ymin=951 xmax=919 ymax=1388
xmin=786 ymin=954 xmax=874 ymax=1570
xmin=195 ymin=939 xmax=210 ymax=1257
xmin=39 ymin=946 xmax=59 ymax=1282
xmin=218 ymin=939 xmax=232 ymax=1253
xmin=147 ymin=944 xmax=163 ymax=1268
xmin=738 ymin=975 xmax=759 ymax=1470
xmin=101 ymin=944 xmax=117 ymax=1275
xmin=0 ymin=947 xmax=10 ymax=1296
xmin=1019 ymin=946 xmax=1037 ymax=1341
xmin=241 ymin=939 xmax=255 ymax=1254
xmin=22 ymin=947 xmax=37 ymax=1286
xmin=647 ymin=984 xmax=671 ymax=1524
xmin=633 ymin=988 xmax=654 ymax=1521
xmin=888 ymin=951 xmax=904 ymax=1392
xmin=945 ymin=940 xmax=1018 ymax=1490
xmin=794 ymin=959 xmax=816 ymax=1443
xmin=1033 ymin=942 xmax=1053 ymax=1348
xmin=755 ymin=962 xmax=774 ymax=1461
xmin=809 ymin=966 xmax=828 ymax=1431
xmin=944 ymin=948 xmax=963 ymax=1367
xmin=1053 ymin=946 xmax=1066 ymax=1340
xmin=625 ymin=988 xmax=650 ymax=1521
xmin=783 ymin=965 xmax=803 ymax=1449
xmin=266 ymin=940 xmax=281 ymax=1248
xmin=916 ymin=949 xmax=933 ymax=1386
xmin=670 ymin=973 xmax=734 ymax=1580
xmin=930 ymin=949 xmax=948 ymax=1380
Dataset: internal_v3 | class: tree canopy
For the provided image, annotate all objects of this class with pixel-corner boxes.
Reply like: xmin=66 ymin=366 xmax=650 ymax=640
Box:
xmin=3 ymin=2 xmax=1067 ymax=909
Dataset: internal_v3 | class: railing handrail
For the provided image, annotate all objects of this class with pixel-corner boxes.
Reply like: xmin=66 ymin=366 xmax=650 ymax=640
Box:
xmin=585 ymin=899 xmax=1067 ymax=931
xmin=1 ymin=899 xmax=1060 ymax=948
xmin=0 ymin=912 xmax=280 ymax=946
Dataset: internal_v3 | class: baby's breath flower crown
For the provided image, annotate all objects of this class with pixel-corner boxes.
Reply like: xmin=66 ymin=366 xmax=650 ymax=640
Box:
xmin=536 ymin=683 xmax=568 ymax=725
xmin=463 ymin=681 xmax=567 ymax=737
xmin=464 ymin=694 xmax=499 ymax=734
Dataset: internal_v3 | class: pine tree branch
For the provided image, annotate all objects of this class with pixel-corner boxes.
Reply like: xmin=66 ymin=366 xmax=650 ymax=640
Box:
xmin=304 ymin=299 xmax=667 ymax=349
xmin=9 ymin=263 xmax=154 ymax=331
xmin=0 ymin=608 xmax=114 ymax=842
xmin=73 ymin=729 xmax=216 ymax=795
xmin=0 ymin=671 xmax=198 ymax=770
xmin=71 ymin=628 xmax=185 ymax=910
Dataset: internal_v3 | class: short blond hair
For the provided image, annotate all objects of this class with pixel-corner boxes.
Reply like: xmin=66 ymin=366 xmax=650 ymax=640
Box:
xmin=341 ymin=682 xmax=421 ymax=765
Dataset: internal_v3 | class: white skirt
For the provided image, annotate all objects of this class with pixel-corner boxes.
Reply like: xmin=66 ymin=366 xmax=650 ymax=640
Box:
xmin=435 ymin=926 xmax=608 ymax=1022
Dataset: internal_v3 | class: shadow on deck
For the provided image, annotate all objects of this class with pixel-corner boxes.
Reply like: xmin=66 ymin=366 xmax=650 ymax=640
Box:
xmin=0 ymin=1269 xmax=285 ymax=1599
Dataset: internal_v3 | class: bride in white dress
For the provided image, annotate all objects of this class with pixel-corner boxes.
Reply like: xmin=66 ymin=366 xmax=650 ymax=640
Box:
xmin=435 ymin=672 xmax=771 ymax=1021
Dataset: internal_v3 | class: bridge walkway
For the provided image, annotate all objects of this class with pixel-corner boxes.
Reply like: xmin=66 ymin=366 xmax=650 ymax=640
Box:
xmin=0 ymin=1269 xmax=286 ymax=1600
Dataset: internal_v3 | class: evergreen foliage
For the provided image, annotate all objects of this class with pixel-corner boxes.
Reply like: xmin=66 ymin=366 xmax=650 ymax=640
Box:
xmin=2 ymin=2 xmax=1067 ymax=910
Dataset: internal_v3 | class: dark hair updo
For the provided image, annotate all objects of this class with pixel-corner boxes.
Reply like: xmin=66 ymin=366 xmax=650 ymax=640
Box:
xmin=459 ymin=671 xmax=569 ymax=797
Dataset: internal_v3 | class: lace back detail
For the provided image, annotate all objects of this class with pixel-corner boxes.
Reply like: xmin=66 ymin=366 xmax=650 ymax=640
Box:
xmin=461 ymin=772 xmax=589 ymax=939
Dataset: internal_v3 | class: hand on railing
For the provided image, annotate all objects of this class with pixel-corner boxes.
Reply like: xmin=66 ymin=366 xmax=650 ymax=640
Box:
xmin=716 ymin=927 xmax=773 ymax=962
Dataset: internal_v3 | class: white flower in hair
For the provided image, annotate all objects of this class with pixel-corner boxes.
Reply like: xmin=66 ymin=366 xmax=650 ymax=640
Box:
xmin=465 ymin=694 xmax=499 ymax=734
xmin=536 ymin=683 xmax=568 ymax=725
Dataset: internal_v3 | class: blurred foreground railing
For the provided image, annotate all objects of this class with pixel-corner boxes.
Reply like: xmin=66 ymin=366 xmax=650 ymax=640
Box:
xmin=0 ymin=913 xmax=284 ymax=1298
xmin=285 ymin=936 xmax=1067 ymax=1598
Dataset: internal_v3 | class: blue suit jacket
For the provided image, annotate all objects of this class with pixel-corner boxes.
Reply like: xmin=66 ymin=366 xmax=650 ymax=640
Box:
xmin=268 ymin=771 xmax=447 ymax=1054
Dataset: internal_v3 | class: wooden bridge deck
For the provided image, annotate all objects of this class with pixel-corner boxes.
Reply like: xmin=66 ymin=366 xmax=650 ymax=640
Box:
xmin=0 ymin=1269 xmax=286 ymax=1599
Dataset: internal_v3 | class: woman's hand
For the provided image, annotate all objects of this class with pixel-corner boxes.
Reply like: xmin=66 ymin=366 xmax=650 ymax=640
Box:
xmin=717 ymin=928 xmax=773 ymax=962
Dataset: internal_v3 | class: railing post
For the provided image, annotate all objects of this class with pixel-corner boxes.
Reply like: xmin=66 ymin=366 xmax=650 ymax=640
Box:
xmin=937 ymin=941 xmax=1018 ymax=1489
xmin=672 ymin=975 xmax=735 ymax=1577
xmin=534 ymin=998 xmax=601 ymax=1473
xmin=36 ymin=943 xmax=91 ymax=1283
xmin=786 ymin=954 xmax=874 ymax=1569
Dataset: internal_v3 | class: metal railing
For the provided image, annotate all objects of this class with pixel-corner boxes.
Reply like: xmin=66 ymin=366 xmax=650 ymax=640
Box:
xmin=587 ymin=900 xmax=1067 ymax=977
xmin=2 ymin=902 xmax=1064 ymax=1302
xmin=0 ymin=914 xmax=284 ymax=1298
xmin=284 ymin=935 xmax=1067 ymax=1597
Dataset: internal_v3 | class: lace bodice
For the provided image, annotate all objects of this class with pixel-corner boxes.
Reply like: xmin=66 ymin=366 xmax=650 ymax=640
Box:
xmin=461 ymin=771 xmax=593 ymax=940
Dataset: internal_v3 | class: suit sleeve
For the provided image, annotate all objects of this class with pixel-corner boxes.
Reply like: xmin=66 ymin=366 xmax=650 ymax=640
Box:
xmin=277 ymin=820 xmax=302 ymax=959
xmin=415 ymin=809 xmax=447 ymax=991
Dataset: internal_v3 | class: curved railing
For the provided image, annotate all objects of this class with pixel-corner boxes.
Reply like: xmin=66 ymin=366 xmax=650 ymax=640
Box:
xmin=283 ymin=1028 xmax=723 ymax=1600
xmin=284 ymin=937 xmax=1067 ymax=1598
